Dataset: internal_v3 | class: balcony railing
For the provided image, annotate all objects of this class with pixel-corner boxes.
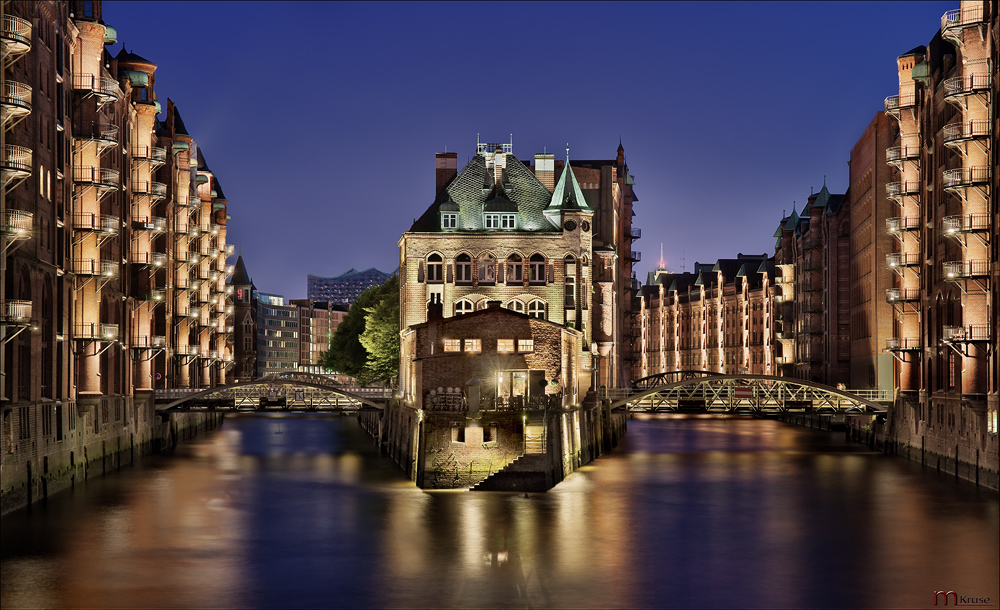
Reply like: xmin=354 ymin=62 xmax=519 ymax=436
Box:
xmin=176 ymin=345 xmax=200 ymax=356
xmin=1 ymin=14 xmax=32 ymax=55
xmin=943 ymin=166 xmax=990 ymax=189
xmin=886 ymin=181 xmax=919 ymax=199
xmin=225 ymin=244 xmax=235 ymax=255
xmin=944 ymin=73 xmax=991 ymax=99
xmin=886 ymin=337 xmax=920 ymax=351
xmin=129 ymin=251 xmax=167 ymax=267
xmin=132 ymin=145 xmax=167 ymax=165
xmin=884 ymin=94 xmax=915 ymax=114
xmin=72 ymin=74 xmax=121 ymax=100
xmin=886 ymin=287 xmax=920 ymax=302
xmin=943 ymin=260 xmax=989 ymax=279
xmin=1 ymin=299 xmax=32 ymax=324
xmin=943 ymin=324 xmax=991 ymax=342
xmin=885 ymin=144 xmax=919 ymax=164
xmin=75 ymin=323 xmax=119 ymax=341
xmin=886 ymin=252 xmax=920 ymax=268
xmin=74 ymin=121 xmax=119 ymax=147
xmin=1 ymin=81 xmax=31 ymax=122
xmin=2 ymin=209 xmax=32 ymax=236
xmin=74 ymin=166 xmax=120 ymax=189
xmin=628 ymin=250 xmax=641 ymax=262
xmin=941 ymin=5 xmax=984 ymax=35
xmin=629 ymin=227 xmax=641 ymax=239
xmin=132 ymin=334 xmax=166 ymax=349
xmin=943 ymin=214 xmax=990 ymax=235
xmin=943 ymin=120 xmax=990 ymax=144
xmin=143 ymin=289 xmax=166 ymax=302
xmin=73 ymin=213 xmax=119 ymax=234
xmin=2 ymin=144 xmax=32 ymax=177
xmin=886 ymin=216 xmax=920 ymax=233
xmin=134 ymin=216 xmax=167 ymax=232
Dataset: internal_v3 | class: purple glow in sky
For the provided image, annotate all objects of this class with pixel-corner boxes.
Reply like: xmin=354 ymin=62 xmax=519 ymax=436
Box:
xmin=105 ymin=1 xmax=954 ymax=299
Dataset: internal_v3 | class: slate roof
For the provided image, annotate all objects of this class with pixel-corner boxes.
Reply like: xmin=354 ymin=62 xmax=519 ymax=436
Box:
xmin=115 ymin=47 xmax=156 ymax=67
xmin=230 ymin=256 xmax=252 ymax=287
xmin=170 ymin=101 xmax=189 ymax=136
xmin=409 ymin=153 xmax=559 ymax=233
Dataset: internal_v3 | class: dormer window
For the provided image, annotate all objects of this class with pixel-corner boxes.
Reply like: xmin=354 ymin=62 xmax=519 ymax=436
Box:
xmin=484 ymin=213 xmax=516 ymax=230
xmin=442 ymin=213 xmax=457 ymax=229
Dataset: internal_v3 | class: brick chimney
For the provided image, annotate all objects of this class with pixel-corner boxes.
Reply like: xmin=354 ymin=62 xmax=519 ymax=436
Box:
xmin=435 ymin=152 xmax=458 ymax=195
xmin=534 ymin=153 xmax=554 ymax=192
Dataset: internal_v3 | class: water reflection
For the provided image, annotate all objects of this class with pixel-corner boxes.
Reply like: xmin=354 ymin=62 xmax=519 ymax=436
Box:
xmin=2 ymin=415 xmax=997 ymax=609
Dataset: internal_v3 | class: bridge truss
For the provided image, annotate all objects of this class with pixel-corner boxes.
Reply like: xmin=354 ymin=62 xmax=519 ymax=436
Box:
xmin=155 ymin=374 xmax=390 ymax=413
xmin=614 ymin=374 xmax=888 ymax=414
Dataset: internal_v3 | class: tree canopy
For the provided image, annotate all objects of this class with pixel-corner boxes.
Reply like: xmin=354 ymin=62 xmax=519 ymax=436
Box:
xmin=321 ymin=275 xmax=399 ymax=385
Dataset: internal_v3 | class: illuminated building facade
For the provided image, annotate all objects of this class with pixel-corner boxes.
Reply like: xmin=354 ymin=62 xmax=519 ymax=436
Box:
xmin=399 ymin=138 xmax=639 ymax=400
xmin=882 ymin=0 xmax=998 ymax=456
xmin=290 ymin=298 xmax=348 ymax=375
xmin=1 ymin=0 xmax=234 ymax=511
xmin=634 ymin=255 xmax=774 ymax=379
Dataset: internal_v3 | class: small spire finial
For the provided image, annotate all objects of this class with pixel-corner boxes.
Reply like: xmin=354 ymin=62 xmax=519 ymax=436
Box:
xmin=566 ymin=143 xmax=570 ymax=163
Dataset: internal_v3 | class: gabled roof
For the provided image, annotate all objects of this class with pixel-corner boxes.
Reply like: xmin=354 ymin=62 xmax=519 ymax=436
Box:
xmin=170 ymin=101 xmax=189 ymax=136
xmin=409 ymin=153 xmax=554 ymax=233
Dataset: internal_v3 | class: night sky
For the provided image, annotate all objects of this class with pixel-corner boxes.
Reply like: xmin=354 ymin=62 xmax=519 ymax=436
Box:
xmin=104 ymin=1 xmax=953 ymax=300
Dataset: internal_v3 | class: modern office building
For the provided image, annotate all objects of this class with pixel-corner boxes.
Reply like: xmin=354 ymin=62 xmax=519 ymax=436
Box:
xmin=307 ymin=267 xmax=393 ymax=305
xmin=290 ymin=298 xmax=348 ymax=375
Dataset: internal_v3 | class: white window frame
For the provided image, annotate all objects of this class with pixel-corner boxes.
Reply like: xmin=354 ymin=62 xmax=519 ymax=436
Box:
xmin=441 ymin=213 xmax=457 ymax=229
xmin=455 ymin=299 xmax=474 ymax=315
xmin=500 ymin=214 xmax=516 ymax=229
xmin=484 ymin=213 xmax=501 ymax=229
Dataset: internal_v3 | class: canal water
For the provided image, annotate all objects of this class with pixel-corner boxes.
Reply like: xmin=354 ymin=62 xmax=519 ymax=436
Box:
xmin=2 ymin=414 xmax=997 ymax=609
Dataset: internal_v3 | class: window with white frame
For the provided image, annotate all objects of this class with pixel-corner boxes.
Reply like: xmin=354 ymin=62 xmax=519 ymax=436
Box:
xmin=478 ymin=255 xmax=497 ymax=284
xmin=500 ymin=214 xmax=516 ymax=229
xmin=427 ymin=254 xmax=443 ymax=283
xmin=529 ymin=254 xmax=546 ymax=284
xmin=565 ymin=275 xmax=575 ymax=308
xmin=484 ymin=214 xmax=501 ymax=229
xmin=506 ymin=300 xmax=524 ymax=313
xmin=455 ymin=254 xmax=472 ymax=283
xmin=507 ymin=254 xmax=523 ymax=282
xmin=528 ymin=299 xmax=546 ymax=319
xmin=455 ymin=299 xmax=474 ymax=315
xmin=518 ymin=339 xmax=534 ymax=352
xmin=442 ymin=213 xmax=457 ymax=229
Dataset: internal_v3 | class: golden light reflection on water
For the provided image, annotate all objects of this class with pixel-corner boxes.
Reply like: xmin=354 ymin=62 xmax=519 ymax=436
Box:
xmin=1 ymin=415 xmax=997 ymax=610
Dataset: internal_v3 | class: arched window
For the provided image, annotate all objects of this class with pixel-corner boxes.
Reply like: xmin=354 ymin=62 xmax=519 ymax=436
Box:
xmin=478 ymin=254 xmax=497 ymax=284
xmin=427 ymin=254 xmax=443 ymax=283
xmin=476 ymin=299 xmax=489 ymax=310
xmin=506 ymin=254 xmax=523 ymax=283
xmin=528 ymin=299 xmax=546 ymax=320
xmin=455 ymin=299 xmax=474 ymax=315
xmin=455 ymin=254 xmax=472 ymax=284
xmin=506 ymin=300 xmax=524 ymax=313
xmin=529 ymin=254 xmax=546 ymax=284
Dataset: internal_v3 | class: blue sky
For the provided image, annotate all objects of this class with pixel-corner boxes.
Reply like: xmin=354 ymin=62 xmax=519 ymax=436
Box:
xmin=105 ymin=1 xmax=953 ymax=299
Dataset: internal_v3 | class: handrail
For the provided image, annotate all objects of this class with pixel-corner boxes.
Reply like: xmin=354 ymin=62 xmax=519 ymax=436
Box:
xmin=1 ymin=299 xmax=32 ymax=322
xmin=2 ymin=144 xmax=32 ymax=172
xmin=943 ymin=166 xmax=990 ymax=188
xmin=2 ymin=209 xmax=32 ymax=234
xmin=944 ymin=73 xmax=991 ymax=97
xmin=943 ymin=120 xmax=990 ymax=143
xmin=2 ymin=81 xmax=32 ymax=112
xmin=2 ymin=14 xmax=32 ymax=50
xmin=943 ymin=260 xmax=989 ymax=278
xmin=943 ymin=214 xmax=990 ymax=234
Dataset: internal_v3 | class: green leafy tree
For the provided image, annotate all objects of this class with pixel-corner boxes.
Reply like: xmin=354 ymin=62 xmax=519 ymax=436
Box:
xmin=321 ymin=276 xmax=399 ymax=385
xmin=359 ymin=288 xmax=400 ymax=385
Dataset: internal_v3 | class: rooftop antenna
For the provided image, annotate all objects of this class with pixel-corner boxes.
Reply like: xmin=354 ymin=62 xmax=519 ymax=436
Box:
xmin=566 ymin=143 xmax=570 ymax=163
xmin=659 ymin=243 xmax=665 ymax=271
xmin=681 ymin=250 xmax=686 ymax=273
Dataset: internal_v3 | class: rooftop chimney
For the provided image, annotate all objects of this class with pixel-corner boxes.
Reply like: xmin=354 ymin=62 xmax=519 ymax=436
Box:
xmin=436 ymin=152 xmax=458 ymax=195
xmin=534 ymin=153 xmax=554 ymax=192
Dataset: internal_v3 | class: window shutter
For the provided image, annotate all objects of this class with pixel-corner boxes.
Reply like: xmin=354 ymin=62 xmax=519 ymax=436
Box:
xmin=417 ymin=261 xmax=424 ymax=283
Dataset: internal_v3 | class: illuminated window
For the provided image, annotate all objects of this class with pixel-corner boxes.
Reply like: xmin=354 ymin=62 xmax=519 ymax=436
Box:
xmin=528 ymin=300 xmax=546 ymax=320
xmin=441 ymin=213 xmax=457 ymax=229
xmin=444 ymin=339 xmax=461 ymax=352
xmin=478 ymin=255 xmax=497 ymax=284
xmin=455 ymin=299 xmax=473 ymax=315
xmin=497 ymin=339 xmax=514 ymax=353
xmin=455 ymin=254 xmax=472 ymax=283
xmin=518 ymin=339 xmax=534 ymax=352
xmin=464 ymin=339 xmax=481 ymax=353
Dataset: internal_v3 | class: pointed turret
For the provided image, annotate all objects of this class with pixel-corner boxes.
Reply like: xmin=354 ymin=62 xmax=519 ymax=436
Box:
xmin=543 ymin=148 xmax=593 ymax=228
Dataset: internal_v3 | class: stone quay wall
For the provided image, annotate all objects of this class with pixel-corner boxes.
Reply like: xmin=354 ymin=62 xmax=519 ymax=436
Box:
xmin=1 ymin=395 xmax=224 ymax=515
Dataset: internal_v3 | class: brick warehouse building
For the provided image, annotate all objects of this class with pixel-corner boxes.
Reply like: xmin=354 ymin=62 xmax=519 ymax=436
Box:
xmin=398 ymin=138 xmax=639 ymax=396
xmin=1 ymin=0 xmax=235 ymax=512
xmin=882 ymin=0 xmax=998 ymax=471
